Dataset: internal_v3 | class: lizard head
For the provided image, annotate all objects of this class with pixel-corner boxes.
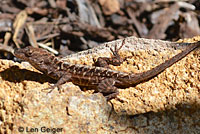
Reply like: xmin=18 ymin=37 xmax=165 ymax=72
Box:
xmin=15 ymin=46 xmax=54 ymax=61
xmin=15 ymin=46 xmax=55 ymax=60
xmin=14 ymin=46 xmax=56 ymax=73
xmin=15 ymin=46 xmax=36 ymax=61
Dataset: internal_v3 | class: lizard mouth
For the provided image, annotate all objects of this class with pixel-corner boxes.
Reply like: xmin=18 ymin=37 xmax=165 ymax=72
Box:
xmin=14 ymin=47 xmax=32 ymax=62
xmin=14 ymin=49 xmax=26 ymax=59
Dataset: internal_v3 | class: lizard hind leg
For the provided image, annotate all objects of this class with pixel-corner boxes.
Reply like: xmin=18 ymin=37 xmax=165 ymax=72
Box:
xmin=110 ymin=38 xmax=126 ymax=57
xmin=94 ymin=39 xmax=127 ymax=67
xmin=97 ymin=78 xmax=119 ymax=101
xmin=109 ymin=39 xmax=126 ymax=66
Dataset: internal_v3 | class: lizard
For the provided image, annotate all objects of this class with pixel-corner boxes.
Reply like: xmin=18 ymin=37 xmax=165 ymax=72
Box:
xmin=14 ymin=40 xmax=200 ymax=100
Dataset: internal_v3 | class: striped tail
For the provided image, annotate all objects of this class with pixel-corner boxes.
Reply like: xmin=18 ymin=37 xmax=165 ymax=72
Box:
xmin=130 ymin=41 xmax=200 ymax=85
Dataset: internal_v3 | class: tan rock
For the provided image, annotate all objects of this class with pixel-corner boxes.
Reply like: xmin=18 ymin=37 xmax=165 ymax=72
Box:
xmin=0 ymin=36 xmax=199 ymax=133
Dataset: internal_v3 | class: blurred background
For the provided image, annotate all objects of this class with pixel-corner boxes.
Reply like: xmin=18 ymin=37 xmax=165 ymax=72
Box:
xmin=0 ymin=0 xmax=199 ymax=58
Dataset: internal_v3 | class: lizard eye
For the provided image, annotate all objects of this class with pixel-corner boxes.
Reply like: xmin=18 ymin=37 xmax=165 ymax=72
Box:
xmin=24 ymin=47 xmax=33 ymax=56
xmin=38 ymin=59 xmax=44 ymax=64
xmin=25 ymin=51 xmax=33 ymax=57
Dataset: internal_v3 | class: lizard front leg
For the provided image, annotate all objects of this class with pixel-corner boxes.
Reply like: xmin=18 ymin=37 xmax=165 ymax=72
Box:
xmin=42 ymin=73 xmax=72 ymax=93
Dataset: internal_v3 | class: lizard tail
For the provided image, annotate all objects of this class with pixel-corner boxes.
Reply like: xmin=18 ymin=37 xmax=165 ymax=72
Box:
xmin=131 ymin=41 xmax=200 ymax=85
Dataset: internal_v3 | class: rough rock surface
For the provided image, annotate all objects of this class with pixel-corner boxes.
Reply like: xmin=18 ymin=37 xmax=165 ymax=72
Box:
xmin=0 ymin=36 xmax=199 ymax=133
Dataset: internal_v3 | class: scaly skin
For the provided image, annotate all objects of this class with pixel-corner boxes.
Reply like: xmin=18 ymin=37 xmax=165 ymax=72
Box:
xmin=14 ymin=40 xmax=199 ymax=100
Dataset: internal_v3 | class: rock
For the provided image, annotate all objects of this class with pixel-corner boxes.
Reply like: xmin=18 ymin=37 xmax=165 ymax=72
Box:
xmin=0 ymin=36 xmax=199 ymax=133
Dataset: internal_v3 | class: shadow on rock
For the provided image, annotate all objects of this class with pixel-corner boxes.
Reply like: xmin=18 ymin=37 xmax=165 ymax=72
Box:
xmin=0 ymin=65 xmax=55 ymax=83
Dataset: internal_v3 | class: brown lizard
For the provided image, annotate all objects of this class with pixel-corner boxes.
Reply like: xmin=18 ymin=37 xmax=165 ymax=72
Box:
xmin=14 ymin=40 xmax=200 ymax=100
